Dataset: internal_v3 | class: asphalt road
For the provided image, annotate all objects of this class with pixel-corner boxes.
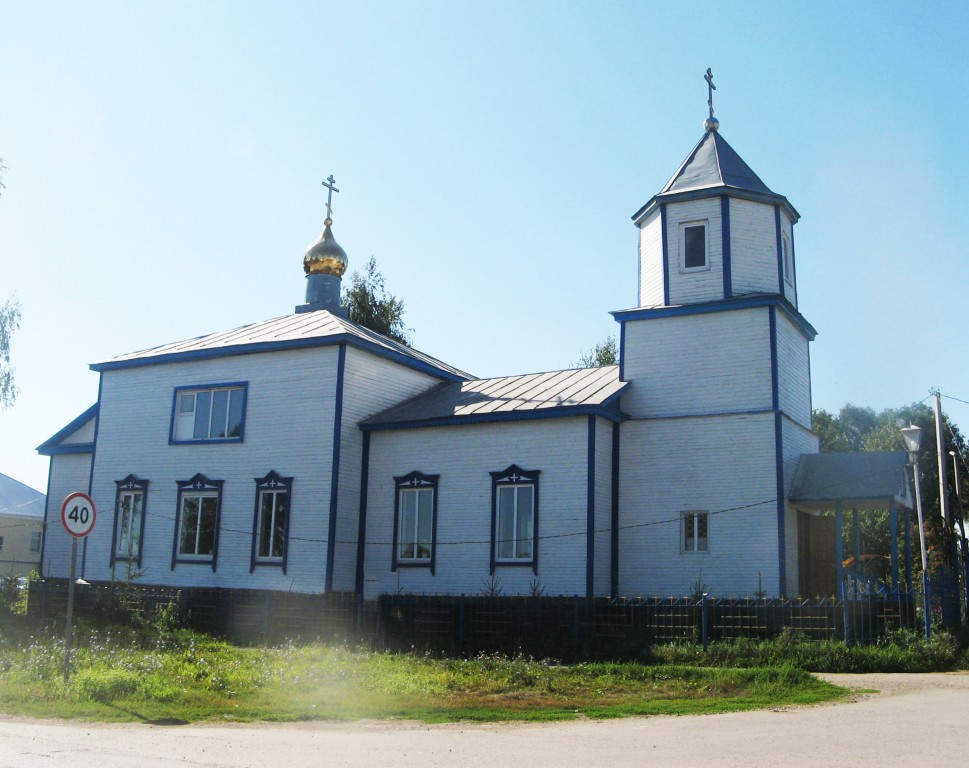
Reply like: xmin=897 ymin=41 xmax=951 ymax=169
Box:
xmin=2 ymin=672 xmax=967 ymax=768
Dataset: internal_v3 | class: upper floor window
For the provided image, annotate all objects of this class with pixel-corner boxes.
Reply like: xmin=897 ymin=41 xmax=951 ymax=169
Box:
xmin=171 ymin=383 xmax=247 ymax=443
xmin=172 ymin=474 xmax=223 ymax=570
xmin=682 ymin=510 xmax=709 ymax=553
xmin=392 ymin=471 xmax=439 ymax=573
xmin=680 ymin=221 xmax=709 ymax=271
xmin=29 ymin=530 xmax=42 ymax=553
xmin=251 ymin=471 xmax=293 ymax=572
xmin=113 ymin=474 xmax=148 ymax=565
xmin=490 ymin=465 xmax=540 ymax=573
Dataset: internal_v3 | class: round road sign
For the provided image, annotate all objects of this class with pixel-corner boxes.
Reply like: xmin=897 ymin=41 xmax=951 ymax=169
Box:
xmin=61 ymin=492 xmax=97 ymax=538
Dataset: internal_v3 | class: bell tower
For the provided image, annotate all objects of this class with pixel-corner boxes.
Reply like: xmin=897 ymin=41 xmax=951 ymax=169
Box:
xmin=614 ymin=71 xmax=818 ymax=599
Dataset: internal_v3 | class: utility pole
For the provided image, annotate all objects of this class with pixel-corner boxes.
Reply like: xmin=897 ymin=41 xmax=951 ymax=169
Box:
xmin=933 ymin=390 xmax=957 ymax=626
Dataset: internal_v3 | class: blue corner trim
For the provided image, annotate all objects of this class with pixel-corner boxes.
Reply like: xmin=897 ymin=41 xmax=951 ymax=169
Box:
xmin=586 ymin=415 xmax=596 ymax=599
xmin=325 ymin=343 xmax=347 ymax=592
xmin=355 ymin=432 xmax=371 ymax=595
xmin=36 ymin=402 xmax=99 ymax=455
xmin=610 ymin=421 xmax=620 ymax=598
xmin=611 ymin=294 xmax=817 ymax=342
xmin=86 ymin=375 xmax=103 ymax=505
xmin=721 ymin=196 xmax=732 ymax=299
xmin=89 ymin=333 xmax=467 ymax=383
xmin=774 ymin=206 xmax=784 ymax=296
xmin=618 ymin=319 xmax=626 ymax=382
xmin=774 ymin=412 xmax=786 ymax=595
xmin=769 ymin=306 xmax=779 ymax=412
xmin=660 ymin=204 xmax=670 ymax=306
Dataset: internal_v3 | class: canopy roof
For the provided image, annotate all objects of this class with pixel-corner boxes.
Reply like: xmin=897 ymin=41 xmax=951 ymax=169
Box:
xmin=789 ymin=451 xmax=912 ymax=510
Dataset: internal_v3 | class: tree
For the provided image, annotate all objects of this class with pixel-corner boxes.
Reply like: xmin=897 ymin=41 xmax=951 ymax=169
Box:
xmin=341 ymin=256 xmax=411 ymax=346
xmin=0 ymin=298 xmax=21 ymax=410
xmin=576 ymin=336 xmax=618 ymax=368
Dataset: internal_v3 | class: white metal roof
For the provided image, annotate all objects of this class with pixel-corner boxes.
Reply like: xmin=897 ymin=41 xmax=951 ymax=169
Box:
xmin=90 ymin=310 xmax=471 ymax=380
xmin=363 ymin=365 xmax=627 ymax=429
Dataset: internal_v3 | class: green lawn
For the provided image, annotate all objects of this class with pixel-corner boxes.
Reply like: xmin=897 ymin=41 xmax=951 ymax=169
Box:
xmin=0 ymin=626 xmax=845 ymax=723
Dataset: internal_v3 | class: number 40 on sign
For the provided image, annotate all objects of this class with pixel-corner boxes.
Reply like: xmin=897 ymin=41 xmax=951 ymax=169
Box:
xmin=61 ymin=492 xmax=97 ymax=538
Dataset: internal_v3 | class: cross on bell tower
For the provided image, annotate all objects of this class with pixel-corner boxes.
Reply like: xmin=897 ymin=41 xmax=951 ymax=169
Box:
xmin=704 ymin=68 xmax=719 ymax=132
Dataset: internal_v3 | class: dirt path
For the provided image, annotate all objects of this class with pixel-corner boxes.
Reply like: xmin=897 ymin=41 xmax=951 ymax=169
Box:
xmin=2 ymin=672 xmax=968 ymax=767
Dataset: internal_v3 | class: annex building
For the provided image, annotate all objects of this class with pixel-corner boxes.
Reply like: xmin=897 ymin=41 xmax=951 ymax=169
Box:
xmin=38 ymin=103 xmax=824 ymax=602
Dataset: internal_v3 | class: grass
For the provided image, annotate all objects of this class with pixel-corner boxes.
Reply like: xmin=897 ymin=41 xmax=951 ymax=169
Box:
xmin=0 ymin=621 xmax=845 ymax=724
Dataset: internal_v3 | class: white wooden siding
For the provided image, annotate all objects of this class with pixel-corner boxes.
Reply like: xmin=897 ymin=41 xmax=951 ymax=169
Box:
xmin=782 ymin=417 xmax=820 ymax=594
xmin=42 ymin=453 xmax=93 ymax=579
xmin=728 ymin=198 xmax=779 ymax=297
xmin=665 ymin=198 xmax=723 ymax=305
xmin=620 ymin=308 xmax=773 ymax=419
xmin=330 ymin=348 xmax=443 ymax=592
xmin=594 ymin=418 xmax=614 ymax=595
xmin=364 ymin=418 xmax=593 ymax=600
xmin=84 ymin=347 xmax=340 ymax=591
xmin=618 ymin=412 xmax=781 ymax=597
xmin=638 ymin=210 xmax=664 ymax=307
xmin=775 ymin=312 xmax=813 ymax=428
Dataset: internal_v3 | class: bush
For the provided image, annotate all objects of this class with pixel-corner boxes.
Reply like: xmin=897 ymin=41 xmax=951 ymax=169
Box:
xmin=72 ymin=667 xmax=141 ymax=702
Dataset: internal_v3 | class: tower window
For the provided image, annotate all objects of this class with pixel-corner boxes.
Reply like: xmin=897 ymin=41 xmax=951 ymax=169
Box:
xmin=782 ymin=234 xmax=794 ymax=285
xmin=680 ymin=222 xmax=709 ymax=271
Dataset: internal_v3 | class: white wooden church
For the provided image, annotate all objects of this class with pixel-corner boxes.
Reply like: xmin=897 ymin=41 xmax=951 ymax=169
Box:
xmin=38 ymin=97 xmax=821 ymax=602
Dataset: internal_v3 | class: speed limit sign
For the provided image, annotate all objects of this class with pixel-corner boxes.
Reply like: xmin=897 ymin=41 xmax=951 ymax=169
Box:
xmin=61 ymin=492 xmax=97 ymax=538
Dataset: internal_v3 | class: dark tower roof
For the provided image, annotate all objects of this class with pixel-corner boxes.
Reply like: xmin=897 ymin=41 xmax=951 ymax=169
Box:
xmin=632 ymin=126 xmax=799 ymax=226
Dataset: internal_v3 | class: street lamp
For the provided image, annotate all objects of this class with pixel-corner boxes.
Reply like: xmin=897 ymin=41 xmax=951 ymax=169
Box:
xmin=901 ymin=424 xmax=931 ymax=639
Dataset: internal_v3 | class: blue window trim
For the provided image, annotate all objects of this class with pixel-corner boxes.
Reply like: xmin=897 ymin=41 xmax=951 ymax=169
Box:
xmin=490 ymin=464 xmax=540 ymax=574
xmin=169 ymin=382 xmax=248 ymax=445
xmin=171 ymin=473 xmax=223 ymax=571
xmin=250 ymin=470 xmax=293 ymax=574
xmin=391 ymin=470 xmax=440 ymax=574
xmin=111 ymin=474 xmax=149 ymax=569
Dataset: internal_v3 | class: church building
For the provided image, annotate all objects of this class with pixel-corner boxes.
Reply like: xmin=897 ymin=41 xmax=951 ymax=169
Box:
xmin=37 ymin=89 xmax=820 ymax=602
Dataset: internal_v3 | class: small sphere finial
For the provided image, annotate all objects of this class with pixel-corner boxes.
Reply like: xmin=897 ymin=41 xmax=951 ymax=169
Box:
xmin=704 ymin=116 xmax=719 ymax=132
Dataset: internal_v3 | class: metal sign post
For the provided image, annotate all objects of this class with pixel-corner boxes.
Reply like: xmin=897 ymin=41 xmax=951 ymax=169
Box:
xmin=61 ymin=492 xmax=96 ymax=682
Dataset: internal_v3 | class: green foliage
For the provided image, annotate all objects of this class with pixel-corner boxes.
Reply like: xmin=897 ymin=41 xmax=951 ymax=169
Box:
xmin=342 ymin=256 xmax=411 ymax=345
xmin=0 ymin=296 xmax=21 ymax=410
xmin=576 ymin=336 xmax=618 ymax=368
xmin=652 ymin=627 xmax=964 ymax=673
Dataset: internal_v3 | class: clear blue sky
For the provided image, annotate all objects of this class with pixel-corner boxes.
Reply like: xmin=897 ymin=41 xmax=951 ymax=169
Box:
xmin=1 ymin=1 xmax=967 ymax=493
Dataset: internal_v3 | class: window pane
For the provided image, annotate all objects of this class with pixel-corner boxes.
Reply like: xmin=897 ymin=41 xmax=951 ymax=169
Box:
xmin=399 ymin=490 xmax=416 ymax=559
xmin=497 ymin=487 xmax=515 ymax=559
xmin=272 ymin=494 xmax=287 ymax=558
xmin=193 ymin=391 xmax=212 ymax=439
xmin=515 ymin=487 xmax=533 ymax=559
xmin=180 ymin=497 xmax=199 ymax=553
xmin=179 ymin=392 xmax=195 ymax=414
xmin=697 ymin=513 xmax=708 ymax=552
xmin=227 ymin=389 xmax=244 ymax=437
xmin=211 ymin=389 xmax=229 ymax=438
xmin=258 ymin=493 xmax=275 ymax=558
xmin=416 ymin=489 xmax=432 ymax=559
xmin=198 ymin=496 xmax=217 ymax=555
xmin=684 ymin=225 xmax=705 ymax=268
xmin=684 ymin=514 xmax=695 ymax=551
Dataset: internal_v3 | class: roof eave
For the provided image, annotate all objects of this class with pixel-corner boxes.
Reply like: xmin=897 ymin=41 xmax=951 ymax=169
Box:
xmin=632 ymin=187 xmax=800 ymax=227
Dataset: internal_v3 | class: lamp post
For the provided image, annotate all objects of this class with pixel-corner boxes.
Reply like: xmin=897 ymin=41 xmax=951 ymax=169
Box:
xmin=901 ymin=424 xmax=931 ymax=639
xmin=950 ymin=450 xmax=967 ymax=619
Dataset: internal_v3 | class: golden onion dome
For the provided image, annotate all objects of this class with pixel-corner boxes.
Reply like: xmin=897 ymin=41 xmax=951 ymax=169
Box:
xmin=303 ymin=218 xmax=348 ymax=276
